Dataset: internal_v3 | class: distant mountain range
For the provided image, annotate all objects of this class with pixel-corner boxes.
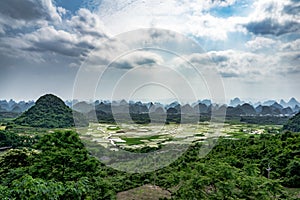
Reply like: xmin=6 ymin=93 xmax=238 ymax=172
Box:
xmin=0 ymin=99 xmax=34 ymax=113
xmin=71 ymin=98 xmax=300 ymax=117
xmin=1 ymin=97 xmax=300 ymax=118
xmin=228 ymin=97 xmax=300 ymax=108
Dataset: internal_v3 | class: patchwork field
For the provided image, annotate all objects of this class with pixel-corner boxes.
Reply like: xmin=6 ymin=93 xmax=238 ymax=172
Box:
xmin=78 ymin=122 xmax=282 ymax=150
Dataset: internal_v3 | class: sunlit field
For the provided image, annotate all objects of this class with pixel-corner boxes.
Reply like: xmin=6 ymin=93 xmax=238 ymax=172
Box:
xmin=78 ymin=122 xmax=282 ymax=150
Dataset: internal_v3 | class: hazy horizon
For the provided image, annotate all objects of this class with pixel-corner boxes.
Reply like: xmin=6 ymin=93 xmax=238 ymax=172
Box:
xmin=1 ymin=93 xmax=299 ymax=106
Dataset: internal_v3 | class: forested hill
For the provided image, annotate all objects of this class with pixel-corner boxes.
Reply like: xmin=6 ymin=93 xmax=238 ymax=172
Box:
xmin=14 ymin=94 xmax=88 ymax=128
xmin=283 ymin=111 xmax=300 ymax=132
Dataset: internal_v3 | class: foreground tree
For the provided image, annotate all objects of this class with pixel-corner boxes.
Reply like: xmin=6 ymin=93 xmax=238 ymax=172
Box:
xmin=173 ymin=162 xmax=289 ymax=199
xmin=0 ymin=130 xmax=115 ymax=199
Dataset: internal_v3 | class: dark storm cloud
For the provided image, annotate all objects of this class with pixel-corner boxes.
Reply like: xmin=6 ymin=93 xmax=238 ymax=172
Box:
xmin=0 ymin=7 xmax=108 ymax=67
xmin=135 ymin=58 xmax=158 ymax=65
xmin=23 ymin=42 xmax=88 ymax=58
xmin=22 ymin=27 xmax=95 ymax=58
xmin=244 ymin=0 xmax=300 ymax=36
xmin=110 ymin=52 xmax=163 ymax=69
xmin=283 ymin=4 xmax=300 ymax=15
xmin=245 ymin=19 xmax=300 ymax=36
xmin=111 ymin=57 xmax=157 ymax=69
xmin=0 ymin=0 xmax=62 ymax=25
xmin=0 ymin=0 xmax=62 ymax=34
xmin=110 ymin=60 xmax=134 ymax=69
xmin=0 ymin=0 xmax=48 ymax=20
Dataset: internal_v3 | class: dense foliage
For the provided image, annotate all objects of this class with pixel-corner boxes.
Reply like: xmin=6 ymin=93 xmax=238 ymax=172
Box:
xmin=240 ymin=116 xmax=289 ymax=125
xmin=283 ymin=112 xmax=300 ymax=132
xmin=150 ymin=132 xmax=299 ymax=199
xmin=0 ymin=131 xmax=115 ymax=199
xmin=0 ymin=112 xmax=20 ymax=119
xmin=0 ymin=130 xmax=36 ymax=148
xmin=14 ymin=94 xmax=88 ymax=128
xmin=0 ymin=128 xmax=299 ymax=199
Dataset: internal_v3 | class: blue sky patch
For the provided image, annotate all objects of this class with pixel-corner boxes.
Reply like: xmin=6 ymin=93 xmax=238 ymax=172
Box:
xmin=209 ymin=0 xmax=254 ymax=18
xmin=54 ymin=0 xmax=83 ymax=13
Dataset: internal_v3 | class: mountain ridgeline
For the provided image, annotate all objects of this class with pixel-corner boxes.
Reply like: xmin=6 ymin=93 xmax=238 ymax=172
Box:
xmin=1 ymin=95 xmax=300 ymax=125
xmin=70 ymin=99 xmax=300 ymax=125
xmin=14 ymin=94 xmax=88 ymax=128
xmin=71 ymin=98 xmax=300 ymax=116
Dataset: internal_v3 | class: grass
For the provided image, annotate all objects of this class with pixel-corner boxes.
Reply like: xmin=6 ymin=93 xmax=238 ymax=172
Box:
xmin=120 ymin=135 xmax=161 ymax=145
xmin=0 ymin=126 xmax=6 ymax=130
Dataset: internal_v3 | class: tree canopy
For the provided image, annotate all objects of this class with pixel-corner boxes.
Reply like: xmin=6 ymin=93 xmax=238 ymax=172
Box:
xmin=283 ymin=112 xmax=300 ymax=132
xmin=14 ymin=94 xmax=88 ymax=128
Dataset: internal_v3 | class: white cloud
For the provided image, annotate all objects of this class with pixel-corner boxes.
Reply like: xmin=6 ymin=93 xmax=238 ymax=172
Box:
xmin=96 ymin=0 xmax=248 ymax=40
xmin=245 ymin=36 xmax=278 ymax=51
xmin=250 ymin=0 xmax=299 ymax=22
xmin=281 ymin=39 xmax=300 ymax=51
xmin=96 ymin=0 xmax=300 ymax=42
xmin=67 ymin=8 xmax=109 ymax=37
xmin=42 ymin=0 xmax=63 ymax=23
xmin=172 ymin=49 xmax=300 ymax=81
xmin=244 ymin=0 xmax=300 ymax=35
xmin=245 ymin=37 xmax=300 ymax=55
xmin=1 ymin=0 xmax=299 ymax=101
xmin=1 ymin=0 xmax=299 ymax=72
xmin=23 ymin=26 xmax=83 ymax=56
xmin=57 ymin=7 xmax=67 ymax=16
xmin=186 ymin=14 xmax=247 ymax=40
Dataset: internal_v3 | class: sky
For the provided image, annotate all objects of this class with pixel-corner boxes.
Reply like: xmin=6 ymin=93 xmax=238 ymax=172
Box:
xmin=0 ymin=0 xmax=299 ymax=103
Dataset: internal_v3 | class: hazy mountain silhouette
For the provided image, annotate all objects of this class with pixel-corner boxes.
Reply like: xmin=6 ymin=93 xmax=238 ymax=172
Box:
xmin=229 ymin=97 xmax=244 ymax=107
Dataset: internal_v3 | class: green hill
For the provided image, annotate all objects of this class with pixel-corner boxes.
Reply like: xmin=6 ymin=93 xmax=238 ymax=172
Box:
xmin=283 ymin=112 xmax=300 ymax=132
xmin=14 ymin=94 xmax=88 ymax=128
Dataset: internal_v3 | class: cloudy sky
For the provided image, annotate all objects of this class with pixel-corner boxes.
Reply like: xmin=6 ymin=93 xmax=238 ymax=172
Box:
xmin=0 ymin=0 xmax=299 ymax=103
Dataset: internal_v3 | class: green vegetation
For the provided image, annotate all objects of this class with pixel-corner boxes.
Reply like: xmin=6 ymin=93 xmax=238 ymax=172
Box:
xmin=107 ymin=125 xmax=120 ymax=131
xmin=0 ymin=112 xmax=20 ymax=120
xmin=120 ymin=135 xmax=161 ymax=145
xmin=0 ymin=130 xmax=36 ymax=148
xmin=240 ymin=116 xmax=289 ymax=125
xmin=195 ymin=133 xmax=205 ymax=137
xmin=93 ymin=109 xmax=291 ymax=125
xmin=14 ymin=94 xmax=88 ymax=128
xmin=283 ymin=112 xmax=300 ymax=132
xmin=0 ymin=110 xmax=300 ymax=199
xmin=0 ymin=131 xmax=115 ymax=199
xmin=0 ymin=120 xmax=299 ymax=199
